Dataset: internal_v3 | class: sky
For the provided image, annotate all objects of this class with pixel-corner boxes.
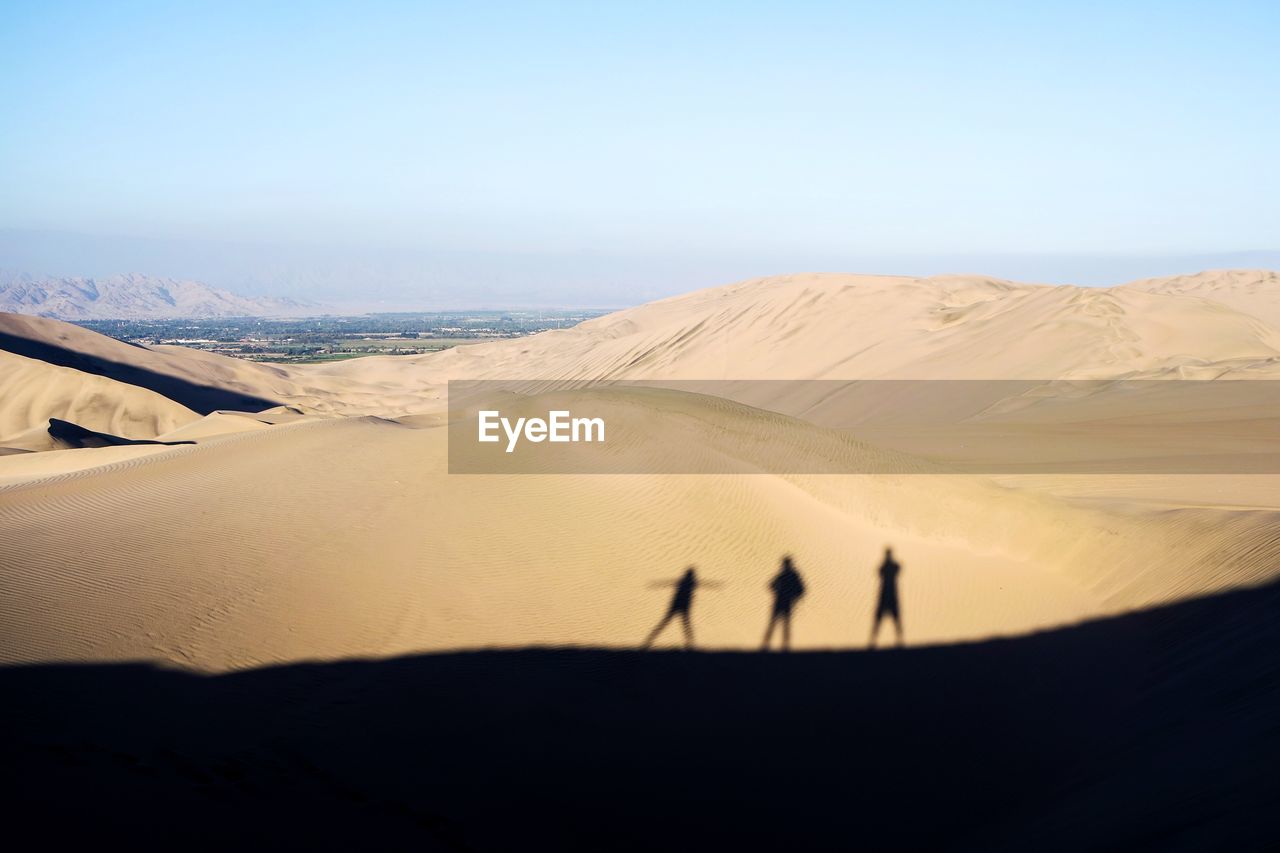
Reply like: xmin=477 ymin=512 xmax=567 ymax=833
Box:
xmin=1 ymin=1 xmax=1277 ymax=307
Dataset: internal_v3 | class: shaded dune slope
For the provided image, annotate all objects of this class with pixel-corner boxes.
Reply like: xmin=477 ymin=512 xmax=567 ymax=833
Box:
xmin=0 ymin=349 xmax=200 ymax=445
xmin=0 ymin=311 xmax=444 ymax=426
xmin=0 ymin=328 xmax=281 ymax=415
xmin=3 ymin=577 xmax=1277 ymax=851
xmin=45 ymin=417 xmax=196 ymax=449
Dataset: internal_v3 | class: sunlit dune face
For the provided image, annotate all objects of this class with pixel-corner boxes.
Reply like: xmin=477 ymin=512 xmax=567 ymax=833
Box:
xmin=3 ymin=271 xmax=1280 ymax=671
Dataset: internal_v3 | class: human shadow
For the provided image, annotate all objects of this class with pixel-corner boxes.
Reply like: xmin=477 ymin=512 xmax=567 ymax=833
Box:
xmin=870 ymin=546 xmax=904 ymax=648
xmin=761 ymin=555 xmax=806 ymax=651
xmin=643 ymin=566 xmax=721 ymax=650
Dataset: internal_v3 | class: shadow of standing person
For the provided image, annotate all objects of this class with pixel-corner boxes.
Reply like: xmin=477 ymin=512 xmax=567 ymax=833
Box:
xmin=761 ymin=556 xmax=806 ymax=651
xmin=869 ymin=547 xmax=903 ymax=648
xmin=644 ymin=567 xmax=720 ymax=650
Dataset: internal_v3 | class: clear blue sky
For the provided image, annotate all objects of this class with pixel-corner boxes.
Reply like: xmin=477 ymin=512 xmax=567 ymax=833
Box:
xmin=1 ymin=1 xmax=1277 ymax=305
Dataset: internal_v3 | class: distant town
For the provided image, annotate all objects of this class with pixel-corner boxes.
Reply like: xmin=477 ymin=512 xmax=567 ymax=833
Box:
xmin=75 ymin=311 xmax=610 ymax=363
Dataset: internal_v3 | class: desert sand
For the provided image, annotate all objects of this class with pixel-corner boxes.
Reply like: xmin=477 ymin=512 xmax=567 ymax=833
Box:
xmin=2 ymin=270 xmax=1280 ymax=672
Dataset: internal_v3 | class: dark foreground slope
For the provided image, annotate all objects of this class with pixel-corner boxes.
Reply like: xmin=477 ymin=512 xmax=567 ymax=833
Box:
xmin=2 ymin=581 xmax=1278 ymax=852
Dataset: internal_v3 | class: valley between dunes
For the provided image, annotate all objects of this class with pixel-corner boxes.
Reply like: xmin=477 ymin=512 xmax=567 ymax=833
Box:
xmin=3 ymin=270 xmax=1280 ymax=672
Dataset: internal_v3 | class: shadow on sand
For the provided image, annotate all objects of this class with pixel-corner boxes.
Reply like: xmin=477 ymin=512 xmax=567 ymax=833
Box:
xmin=0 ymin=330 xmax=281 ymax=415
xmin=3 ymin=580 xmax=1279 ymax=851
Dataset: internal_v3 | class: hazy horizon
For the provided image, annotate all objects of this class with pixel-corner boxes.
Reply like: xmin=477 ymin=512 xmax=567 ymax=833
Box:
xmin=3 ymin=1 xmax=1278 ymax=308
xmin=5 ymin=227 xmax=1279 ymax=311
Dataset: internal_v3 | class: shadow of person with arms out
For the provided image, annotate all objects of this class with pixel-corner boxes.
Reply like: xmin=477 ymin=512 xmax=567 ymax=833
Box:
xmin=869 ymin=546 xmax=904 ymax=649
xmin=643 ymin=567 xmax=722 ymax=650
xmin=761 ymin=556 xmax=806 ymax=651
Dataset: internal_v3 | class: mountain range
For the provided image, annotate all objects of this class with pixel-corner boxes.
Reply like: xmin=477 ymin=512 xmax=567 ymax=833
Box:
xmin=0 ymin=271 xmax=318 ymax=319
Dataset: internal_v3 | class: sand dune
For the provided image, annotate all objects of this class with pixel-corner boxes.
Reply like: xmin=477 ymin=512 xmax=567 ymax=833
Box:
xmin=0 ymin=444 xmax=176 ymax=486
xmin=329 ymin=271 xmax=1280 ymax=394
xmin=155 ymin=410 xmax=275 ymax=442
xmin=2 ymin=385 xmax=1277 ymax=671
xmin=1124 ymin=268 xmax=1280 ymax=328
xmin=0 ymin=349 xmax=199 ymax=446
xmin=8 ymin=270 xmax=1280 ymax=431
xmin=2 ymin=270 xmax=1280 ymax=672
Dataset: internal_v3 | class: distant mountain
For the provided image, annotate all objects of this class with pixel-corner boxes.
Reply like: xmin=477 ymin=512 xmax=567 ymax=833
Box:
xmin=0 ymin=271 xmax=320 ymax=319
